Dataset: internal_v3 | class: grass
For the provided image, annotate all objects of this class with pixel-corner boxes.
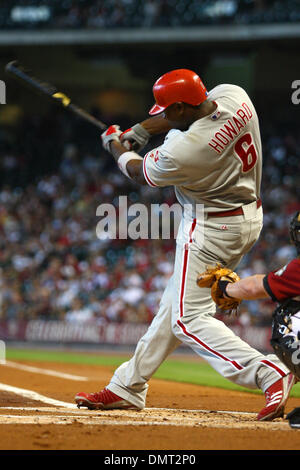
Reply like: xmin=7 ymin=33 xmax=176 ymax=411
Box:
xmin=5 ymin=347 xmax=300 ymax=397
xmin=6 ymin=347 xmax=129 ymax=367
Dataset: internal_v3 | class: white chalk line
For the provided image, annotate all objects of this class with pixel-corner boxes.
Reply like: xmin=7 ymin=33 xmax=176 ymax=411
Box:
xmin=0 ymin=382 xmax=291 ymax=430
xmin=0 ymin=412 xmax=290 ymax=430
xmin=0 ymin=414 xmax=224 ymax=427
xmin=0 ymin=406 xmax=255 ymax=420
xmin=0 ymin=415 xmax=185 ymax=426
xmin=0 ymin=383 xmax=256 ymax=416
xmin=0 ymin=406 xmax=257 ymax=416
xmin=0 ymin=383 xmax=76 ymax=408
xmin=1 ymin=361 xmax=89 ymax=381
xmin=150 ymin=407 xmax=256 ymax=416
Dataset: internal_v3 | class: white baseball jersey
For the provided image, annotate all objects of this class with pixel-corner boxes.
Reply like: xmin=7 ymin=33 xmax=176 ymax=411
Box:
xmin=143 ymin=84 xmax=262 ymax=213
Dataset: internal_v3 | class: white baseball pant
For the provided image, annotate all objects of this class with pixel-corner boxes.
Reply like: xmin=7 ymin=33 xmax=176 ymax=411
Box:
xmin=108 ymin=202 xmax=290 ymax=409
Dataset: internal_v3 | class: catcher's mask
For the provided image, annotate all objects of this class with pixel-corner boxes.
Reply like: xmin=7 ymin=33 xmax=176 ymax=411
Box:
xmin=271 ymin=300 xmax=300 ymax=380
xmin=290 ymin=212 xmax=300 ymax=255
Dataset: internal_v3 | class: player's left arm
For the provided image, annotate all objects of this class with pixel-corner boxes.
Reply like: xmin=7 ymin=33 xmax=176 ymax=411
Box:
xmin=225 ymin=258 xmax=300 ymax=302
xmin=224 ymin=274 xmax=269 ymax=300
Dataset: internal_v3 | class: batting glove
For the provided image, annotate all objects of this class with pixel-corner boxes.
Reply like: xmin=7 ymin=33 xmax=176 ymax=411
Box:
xmin=101 ymin=125 xmax=122 ymax=152
xmin=120 ymin=123 xmax=151 ymax=152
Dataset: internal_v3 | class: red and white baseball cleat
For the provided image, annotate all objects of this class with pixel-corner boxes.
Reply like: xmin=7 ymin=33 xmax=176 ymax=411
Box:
xmin=257 ymin=373 xmax=296 ymax=421
xmin=75 ymin=388 xmax=139 ymax=410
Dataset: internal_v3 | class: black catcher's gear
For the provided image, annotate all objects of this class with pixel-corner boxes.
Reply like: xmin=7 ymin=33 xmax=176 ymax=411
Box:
xmin=290 ymin=212 xmax=300 ymax=255
xmin=271 ymin=299 xmax=300 ymax=380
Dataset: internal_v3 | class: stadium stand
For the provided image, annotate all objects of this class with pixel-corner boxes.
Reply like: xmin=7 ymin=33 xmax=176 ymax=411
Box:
xmin=0 ymin=0 xmax=299 ymax=352
xmin=0 ymin=0 xmax=300 ymax=30
xmin=0 ymin=106 xmax=299 ymax=330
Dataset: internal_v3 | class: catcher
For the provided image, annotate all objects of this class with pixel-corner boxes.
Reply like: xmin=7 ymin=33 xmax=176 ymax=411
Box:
xmin=197 ymin=211 xmax=300 ymax=381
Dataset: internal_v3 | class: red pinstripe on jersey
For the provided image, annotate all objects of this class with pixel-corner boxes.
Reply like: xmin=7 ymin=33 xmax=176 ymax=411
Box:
xmin=143 ymin=152 xmax=157 ymax=187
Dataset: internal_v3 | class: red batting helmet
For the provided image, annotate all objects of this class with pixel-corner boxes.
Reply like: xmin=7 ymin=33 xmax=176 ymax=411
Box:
xmin=149 ymin=69 xmax=208 ymax=116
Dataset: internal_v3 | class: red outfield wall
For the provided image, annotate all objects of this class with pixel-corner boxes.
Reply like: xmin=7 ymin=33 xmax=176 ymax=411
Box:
xmin=0 ymin=319 xmax=273 ymax=352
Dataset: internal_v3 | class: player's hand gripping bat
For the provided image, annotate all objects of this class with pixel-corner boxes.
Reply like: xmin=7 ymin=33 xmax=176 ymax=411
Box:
xmin=5 ymin=61 xmax=108 ymax=131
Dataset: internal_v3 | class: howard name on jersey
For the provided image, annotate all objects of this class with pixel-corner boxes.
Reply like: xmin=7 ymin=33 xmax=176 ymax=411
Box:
xmin=143 ymin=84 xmax=262 ymax=213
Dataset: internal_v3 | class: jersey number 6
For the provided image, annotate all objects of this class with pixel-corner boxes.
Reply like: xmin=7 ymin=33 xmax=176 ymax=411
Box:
xmin=234 ymin=132 xmax=258 ymax=173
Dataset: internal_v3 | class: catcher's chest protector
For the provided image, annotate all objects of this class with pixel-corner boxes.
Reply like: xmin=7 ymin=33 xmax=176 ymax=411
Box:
xmin=271 ymin=299 xmax=300 ymax=380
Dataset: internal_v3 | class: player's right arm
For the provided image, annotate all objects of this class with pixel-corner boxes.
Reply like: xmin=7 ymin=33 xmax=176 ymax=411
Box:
xmin=139 ymin=115 xmax=172 ymax=136
xmin=225 ymin=258 xmax=300 ymax=302
xmin=119 ymin=116 xmax=173 ymax=185
xmin=102 ymin=124 xmax=188 ymax=187
xmin=225 ymin=275 xmax=269 ymax=300
xmin=119 ymin=117 xmax=172 ymax=152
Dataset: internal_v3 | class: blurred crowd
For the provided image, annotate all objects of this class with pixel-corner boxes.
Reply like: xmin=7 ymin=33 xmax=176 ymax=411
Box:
xmin=1 ymin=0 xmax=300 ymax=30
xmin=0 ymin=105 xmax=299 ymax=329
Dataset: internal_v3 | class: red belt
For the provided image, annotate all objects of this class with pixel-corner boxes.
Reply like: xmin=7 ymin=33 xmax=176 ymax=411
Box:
xmin=207 ymin=199 xmax=262 ymax=218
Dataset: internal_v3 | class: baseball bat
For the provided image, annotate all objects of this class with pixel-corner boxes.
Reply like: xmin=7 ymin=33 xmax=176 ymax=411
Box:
xmin=5 ymin=60 xmax=108 ymax=131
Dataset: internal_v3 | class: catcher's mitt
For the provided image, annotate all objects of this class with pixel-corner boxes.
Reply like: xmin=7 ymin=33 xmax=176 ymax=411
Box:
xmin=196 ymin=263 xmax=241 ymax=313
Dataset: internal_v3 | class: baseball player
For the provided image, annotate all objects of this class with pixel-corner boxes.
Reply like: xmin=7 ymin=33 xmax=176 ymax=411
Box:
xmin=198 ymin=211 xmax=300 ymax=381
xmin=75 ymin=69 xmax=295 ymax=421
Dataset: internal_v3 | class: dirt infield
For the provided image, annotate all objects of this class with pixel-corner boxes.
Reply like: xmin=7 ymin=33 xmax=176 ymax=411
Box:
xmin=0 ymin=359 xmax=299 ymax=450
